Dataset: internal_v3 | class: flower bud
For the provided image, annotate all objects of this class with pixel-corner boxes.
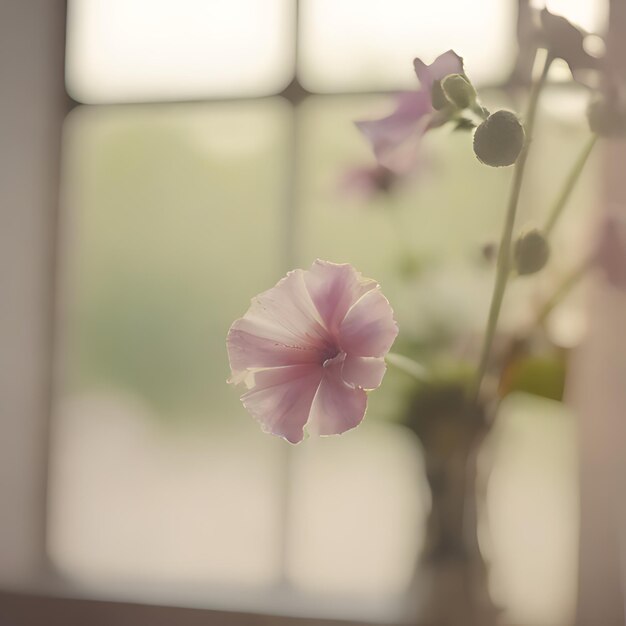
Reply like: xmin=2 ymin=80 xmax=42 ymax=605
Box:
xmin=514 ymin=229 xmax=550 ymax=275
xmin=430 ymin=80 xmax=449 ymax=111
xmin=587 ymin=94 xmax=626 ymax=137
xmin=441 ymin=74 xmax=476 ymax=110
xmin=473 ymin=110 xmax=525 ymax=167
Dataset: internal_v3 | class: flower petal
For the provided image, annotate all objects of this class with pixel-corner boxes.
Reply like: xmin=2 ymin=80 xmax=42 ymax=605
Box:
xmin=227 ymin=269 xmax=332 ymax=381
xmin=308 ymin=358 xmax=367 ymax=436
xmin=413 ymin=50 xmax=464 ymax=92
xmin=339 ymin=289 xmax=399 ymax=357
xmin=304 ymin=260 xmax=377 ymax=335
xmin=246 ymin=269 xmax=329 ymax=345
xmin=355 ymin=91 xmax=432 ymax=171
xmin=227 ymin=327 xmax=323 ymax=384
xmin=240 ymin=364 xmax=323 ymax=443
xmin=342 ymin=355 xmax=387 ymax=390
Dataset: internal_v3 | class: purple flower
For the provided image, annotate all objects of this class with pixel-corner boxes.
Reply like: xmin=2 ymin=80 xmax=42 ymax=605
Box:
xmin=227 ymin=260 xmax=399 ymax=443
xmin=355 ymin=50 xmax=464 ymax=172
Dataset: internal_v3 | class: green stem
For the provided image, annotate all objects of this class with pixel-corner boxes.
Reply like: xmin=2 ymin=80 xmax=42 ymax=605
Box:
xmin=385 ymin=352 xmax=430 ymax=383
xmin=471 ymin=52 xmax=553 ymax=403
xmin=544 ymin=134 xmax=598 ymax=237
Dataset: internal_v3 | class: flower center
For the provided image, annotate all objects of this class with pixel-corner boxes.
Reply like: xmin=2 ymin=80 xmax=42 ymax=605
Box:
xmin=322 ymin=349 xmax=344 ymax=368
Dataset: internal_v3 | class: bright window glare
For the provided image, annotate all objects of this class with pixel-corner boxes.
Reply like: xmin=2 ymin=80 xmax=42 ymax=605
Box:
xmin=298 ymin=0 xmax=516 ymax=93
xmin=66 ymin=0 xmax=295 ymax=103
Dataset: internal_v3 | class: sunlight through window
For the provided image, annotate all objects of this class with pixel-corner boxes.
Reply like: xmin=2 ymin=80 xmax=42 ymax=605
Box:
xmin=66 ymin=0 xmax=295 ymax=102
xmin=298 ymin=0 xmax=516 ymax=92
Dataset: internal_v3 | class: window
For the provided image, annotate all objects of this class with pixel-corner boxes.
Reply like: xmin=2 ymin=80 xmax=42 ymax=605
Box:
xmin=47 ymin=1 xmax=607 ymax=623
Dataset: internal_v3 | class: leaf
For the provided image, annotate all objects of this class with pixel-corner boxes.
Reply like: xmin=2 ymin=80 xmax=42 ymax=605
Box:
xmin=499 ymin=354 xmax=566 ymax=402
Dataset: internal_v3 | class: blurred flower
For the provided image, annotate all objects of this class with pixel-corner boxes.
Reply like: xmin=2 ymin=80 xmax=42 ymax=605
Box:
xmin=538 ymin=9 xmax=602 ymax=77
xmin=597 ymin=212 xmax=626 ymax=290
xmin=227 ymin=260 xmax=398 ymax=443
xmin=340 ymin=163 xmax=397 ymax=199
xmin=355 ymin=50 xmax=463 ymax=172
xmin=354 ymin=91 xmax=432 ymax=173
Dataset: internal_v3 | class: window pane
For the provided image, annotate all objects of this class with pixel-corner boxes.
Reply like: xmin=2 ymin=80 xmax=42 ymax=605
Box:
xmin=49 ymin=99 xmax=292 ymax=596
xmin=487 ymin=396 xmax=578 ymax=626
xmin=298 ymin=0 xmax=516 ymax=93
xmin=66 ymin=0 xmax=295 ymax=103
xmin=286 ymin=426 xmax=426 ymax=605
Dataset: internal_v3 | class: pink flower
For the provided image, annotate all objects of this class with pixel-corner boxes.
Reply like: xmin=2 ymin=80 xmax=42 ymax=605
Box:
xmin=227 ymin=260 xmax=399 ymax=443
xmin=355 ymin=50 xmax=463 ymax=172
